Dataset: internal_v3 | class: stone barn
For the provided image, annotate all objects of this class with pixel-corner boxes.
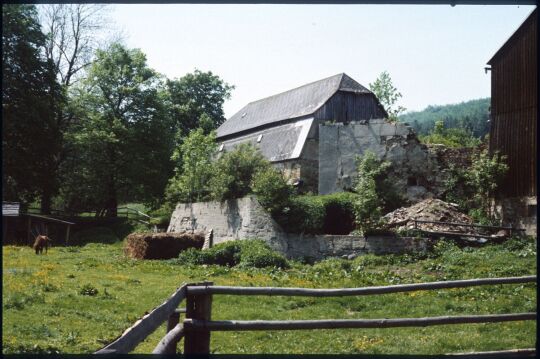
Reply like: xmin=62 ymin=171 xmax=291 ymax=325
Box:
xmin=216 ymin=73 xmax=435 ymax=200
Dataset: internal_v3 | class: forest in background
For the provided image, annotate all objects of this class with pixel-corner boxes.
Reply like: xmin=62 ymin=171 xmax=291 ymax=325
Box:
xmin=399 ymin=98 xmax=490 ymax=138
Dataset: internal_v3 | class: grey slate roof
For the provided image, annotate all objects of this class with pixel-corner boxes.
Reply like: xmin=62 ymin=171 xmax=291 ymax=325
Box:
xmin=220 ymin=118 xmax=314 ymax=162
xmin=217 ymin=73 xmax=372 ymax=138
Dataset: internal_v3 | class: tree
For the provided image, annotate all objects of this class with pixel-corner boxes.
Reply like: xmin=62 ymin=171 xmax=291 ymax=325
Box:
xmin=209 ymin=144 xmax=270 ymax=201
xmin=2 ymin=4 xmax=64 ymax=205
xmin=167 ymin=69 xmax=234 ymax=138
xmin=63 ymin=43 xmax=174 ymax=216
xmin=39 ymin=4 xmax=111 ymax=87
xmin=352 ymin=151 xmax=391 ymax=234
xmin=36 ymin=4 xmax=113 ymax=213
xmin=369 ymin=71 xmax=406 ymax=122
xmin=165 ymin=129 xmax=217 ymax=203
xmin=466 ymin=150 xmax=508 ymax=221
xmin=420 ymin=120 xmax=480 ymax=148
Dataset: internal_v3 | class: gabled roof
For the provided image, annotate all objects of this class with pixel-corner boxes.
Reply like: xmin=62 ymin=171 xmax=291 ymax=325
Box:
xmin=487 ymin=8 xmax=537 ymax=65
xmin=220 ymin=118 xmax=314 ymax=162
xmin=216 ymin=73 xmax=373 ymax=138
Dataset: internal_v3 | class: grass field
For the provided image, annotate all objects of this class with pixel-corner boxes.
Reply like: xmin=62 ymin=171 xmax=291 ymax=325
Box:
xmin=2 ymin=236 xmax=537 ymax=354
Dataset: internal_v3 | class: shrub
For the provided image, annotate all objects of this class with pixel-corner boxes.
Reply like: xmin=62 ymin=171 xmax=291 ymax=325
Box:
xmin=251 ymin=167 xmax=293 ymax=214
xmin=124 ymin=232 xmax=204 ymax=259
xmin=277 ymin=195 xmax=325 ymax=234
xmin=353 ymin=151 xmax=390 ymax=235
xmin=70 ymin=227 xmax=119 ymax=246
xmin=320 ymin=192 xmax=358 ymax=234
xmin=275 ymin=192 xmax=358 ymax=234
xmin=238 ymin=240 xmax=289 ymax=269
xmin=209 ymin=143 xmax=270 ymax=201
xmin=177 ymin=239 xmax=289 ymax=269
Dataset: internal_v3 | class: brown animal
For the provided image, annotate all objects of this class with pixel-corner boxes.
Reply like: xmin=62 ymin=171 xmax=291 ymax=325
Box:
xmin=33 ymin=235 xmax=51 ymax=254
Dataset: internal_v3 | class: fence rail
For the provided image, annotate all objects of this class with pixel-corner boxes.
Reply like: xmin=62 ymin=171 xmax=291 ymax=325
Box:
xmin=94 ymin=276 xmax=536 ymax=355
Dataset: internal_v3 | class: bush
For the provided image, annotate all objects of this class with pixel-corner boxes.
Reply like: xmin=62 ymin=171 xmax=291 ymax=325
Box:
xmin=320 ymin=192 xmax=358 ymax=234
xmin=251 ymin=167 xmax=293 ymax=214
xmin=353 ymin=151 xmax=390 ymax=235
xmin=70 ymin=227 xmax=119 ymax=246
xmin=209 ymin=143 xmax=270 ymax=201
xmin=177 ymin=239 xmax=289 ymax=269
xmin=275 ymin=192 xmax=358 ymax=234
xmin=277 ymin=195 xmax=325 ymax=234
xmin=124 ymin=232 xmax=204 ymax=259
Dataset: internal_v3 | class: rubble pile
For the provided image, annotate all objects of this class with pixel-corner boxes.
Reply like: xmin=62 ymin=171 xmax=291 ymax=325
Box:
xmin=383 ymin=198 xmax=478 ymax=234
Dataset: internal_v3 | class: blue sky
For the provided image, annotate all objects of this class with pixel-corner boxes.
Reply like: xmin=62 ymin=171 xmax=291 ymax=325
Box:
xmin=110 ymin=4 xmax=535 ymax=118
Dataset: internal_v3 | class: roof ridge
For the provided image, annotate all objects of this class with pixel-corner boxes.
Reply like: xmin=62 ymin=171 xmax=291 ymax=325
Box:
xmin=247 ymin=73 xmax=345 ymax=105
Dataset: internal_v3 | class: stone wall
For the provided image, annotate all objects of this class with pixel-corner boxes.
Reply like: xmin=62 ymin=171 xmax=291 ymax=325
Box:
xmin=168 ymin=196 xmax=432 ymax=260
xmin=318 ymin=120 xmax=436 ymax=201
xmin=168 ymin=197 xmax=288 ymax=253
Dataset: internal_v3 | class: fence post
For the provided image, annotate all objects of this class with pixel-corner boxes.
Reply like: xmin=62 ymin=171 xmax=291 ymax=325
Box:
xmin=184 ymin=281 xmax=213 ymax=354
xmin=162 ymin=311 xmax=181 ymax=354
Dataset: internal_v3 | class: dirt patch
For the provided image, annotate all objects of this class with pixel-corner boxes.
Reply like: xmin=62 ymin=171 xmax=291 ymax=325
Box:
xmin=124 ymin=232 xmax=204 ymax=260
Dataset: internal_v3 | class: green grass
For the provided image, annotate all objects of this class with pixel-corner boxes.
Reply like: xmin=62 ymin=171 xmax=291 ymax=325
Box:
xmin=2 ymin=238 xmax=536 ymax=354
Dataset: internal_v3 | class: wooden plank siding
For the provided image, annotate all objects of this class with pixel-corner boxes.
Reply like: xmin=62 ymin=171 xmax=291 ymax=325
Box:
xmin=314 ymin=92 xmax=387 ymax=123
xmin=488 ymin=9 xmax=537 ymax=198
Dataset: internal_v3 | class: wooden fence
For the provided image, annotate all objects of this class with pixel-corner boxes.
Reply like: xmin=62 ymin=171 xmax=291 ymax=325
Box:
xmin=94 ymin=275 xmax=536 ymax=355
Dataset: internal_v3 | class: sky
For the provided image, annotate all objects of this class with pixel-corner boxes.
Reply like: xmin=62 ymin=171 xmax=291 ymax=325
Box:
xmin=109 ymin=4 xmax=535 ymax=118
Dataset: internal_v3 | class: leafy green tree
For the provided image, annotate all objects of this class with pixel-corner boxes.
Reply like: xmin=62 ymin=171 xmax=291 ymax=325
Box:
xmin=2 ymin=4 xmax=64 ymax=204
xmin=369 ymin=71 xmax=406 ymax=122
xmin=62 ymin=43 xmax=174 ymax=215
xmin=165 ymin=129 xmax=217 ymax=203
xmin=420 ymin=120 xmax=480 ymax=148
xmin=400 ymin=98 xmax=490 ymax=138
xmin=167 ymin=69 xmax=234 ymax=138
xmin=466 ymin=150 xmax=508 ymax=221
xmin=352 ymin=151 xmax=391 ymax=234
xmin=251 ymin=167 xmax=293 ymax=214
xmin=209 ymin=144 xmax=270 ymax=201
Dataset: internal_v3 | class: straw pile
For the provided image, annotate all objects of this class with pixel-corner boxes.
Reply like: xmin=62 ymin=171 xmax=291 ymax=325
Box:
xmin=124 ymin=232 xmax=204 ymax=259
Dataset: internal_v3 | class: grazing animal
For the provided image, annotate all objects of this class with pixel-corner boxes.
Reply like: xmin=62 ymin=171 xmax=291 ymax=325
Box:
xmin=33 ymin=235 xmax=51 ymax=255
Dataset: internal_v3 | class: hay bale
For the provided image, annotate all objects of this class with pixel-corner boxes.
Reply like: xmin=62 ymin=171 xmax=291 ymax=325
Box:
xmin=124 ymin=232 xmax=204 ymax=260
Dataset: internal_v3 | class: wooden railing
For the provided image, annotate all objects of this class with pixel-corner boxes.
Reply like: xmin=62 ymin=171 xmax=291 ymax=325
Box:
xmin=94 ymin=276 xmax=536 ymax=355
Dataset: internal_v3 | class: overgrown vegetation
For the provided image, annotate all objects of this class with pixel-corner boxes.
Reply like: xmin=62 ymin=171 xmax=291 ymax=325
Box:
xmin=369 ymin=71 xmax=406 ymax=122
xmin=352 ymin=151 xmax=392 ymax=234
xmin=177 ymin=240 xmax=289 ymax=269
xmin=400 ymin=98 xmax=490 ymax=139
xmin=419 ymin=120 xmax=481 ymax=148
xmin=275 ymin=192 xmax=358 ymax=234
xmin=443 ymin=149 xmax=508 ymax=225
xmin=3 ymin=237 xmax=536 ymax=354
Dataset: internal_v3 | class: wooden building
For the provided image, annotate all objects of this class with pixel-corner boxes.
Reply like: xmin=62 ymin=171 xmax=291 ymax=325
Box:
xmin=487 ymin=8 xmax=537 ymax=233
xmin=216 ymin=73 xmax=388 ymax=192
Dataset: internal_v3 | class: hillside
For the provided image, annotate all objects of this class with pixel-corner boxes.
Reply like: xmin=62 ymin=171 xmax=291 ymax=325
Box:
xmin=399 ymin=98 xmax=490 ymax=138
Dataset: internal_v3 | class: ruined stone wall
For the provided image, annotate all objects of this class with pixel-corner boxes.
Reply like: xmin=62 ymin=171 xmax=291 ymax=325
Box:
xmin=168 ymin=197 xmax=432 ymax=259
xmin=318 ymin=120 xmax=436 ymax=201
xmin=493 ymin=196 xmax=537 ymax=236
xmin=167 ymin=196 xmax=289 ymax=253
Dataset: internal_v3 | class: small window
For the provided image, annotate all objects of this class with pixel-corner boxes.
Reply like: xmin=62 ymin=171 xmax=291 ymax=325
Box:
xmin=218 ymin=144 xmax=224 ymax=152
xmin=257 ymin=134 xmax=263 ymax=143
xmin=241 ymin=113 xmax=247 ymax=118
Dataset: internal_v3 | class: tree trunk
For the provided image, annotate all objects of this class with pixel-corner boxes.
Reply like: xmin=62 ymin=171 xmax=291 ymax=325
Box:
xmin=40 ymin=191 xmax=52 ymax=215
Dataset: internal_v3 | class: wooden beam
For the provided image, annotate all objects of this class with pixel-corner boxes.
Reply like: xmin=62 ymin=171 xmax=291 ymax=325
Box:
xmin=184 ymin=312 xmax=536 ymax=331
xmin=152 ymin=324 xmax=185 ymax=354
xmin=26 ymin=214 xmax=75 ymax=225
xmin=184 ymin=282 xmax=213 ymax=355
xmin=94 ymin=284 xmax=187 ymax=354
xmin=187 ymin=276 xmax=537 ymax=297
xmin=445 ymin=348 xmax=536 ymax=357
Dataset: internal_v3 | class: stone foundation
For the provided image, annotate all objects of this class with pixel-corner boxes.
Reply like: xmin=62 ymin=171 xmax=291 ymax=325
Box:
xmin=168 ymin=196 xmax=432 ymax=260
